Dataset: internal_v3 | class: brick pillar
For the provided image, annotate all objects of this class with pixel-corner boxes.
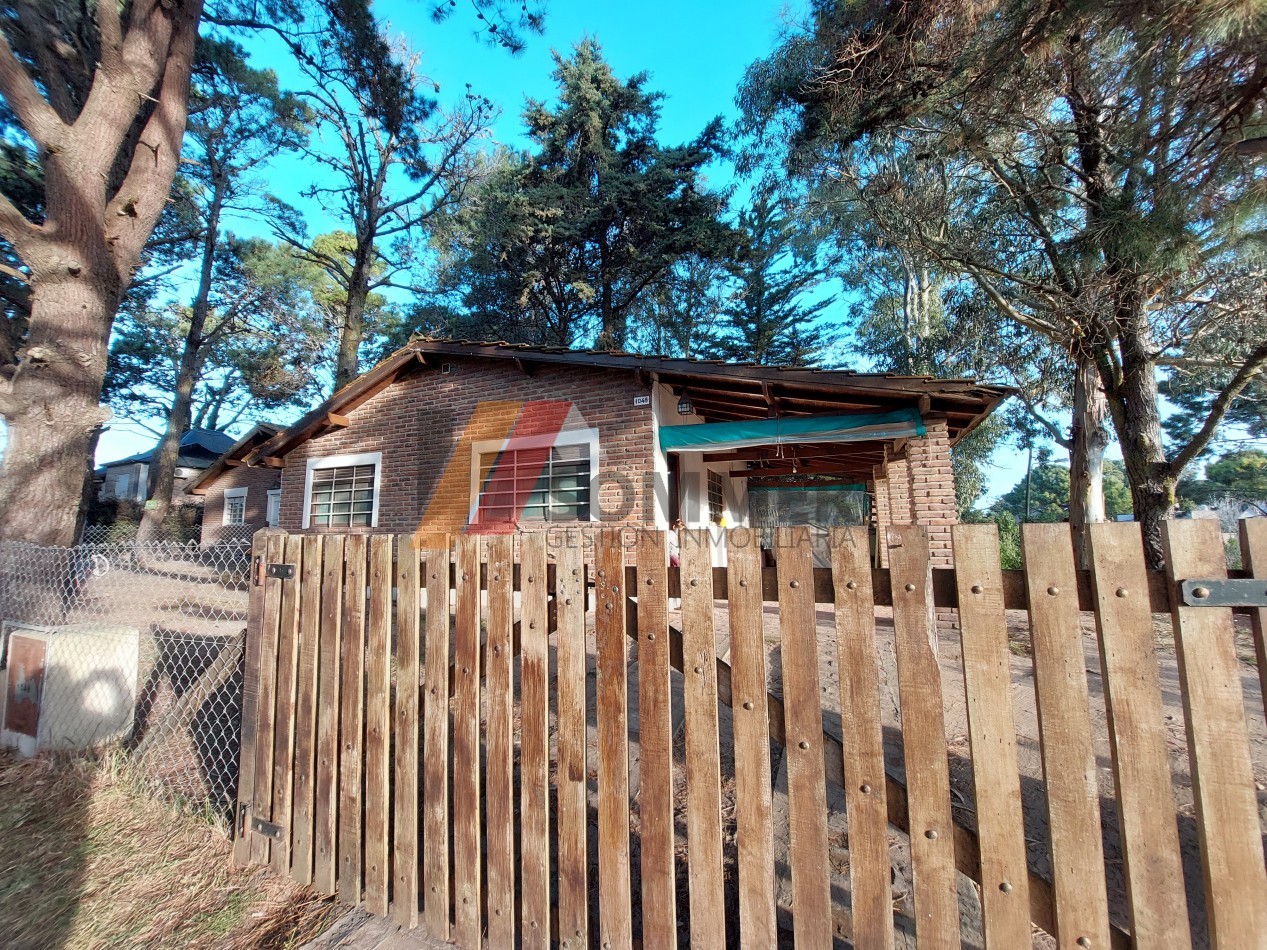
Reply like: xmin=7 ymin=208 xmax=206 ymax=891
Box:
xmin=872 ymin=465 xmax=890 ymax=568
xmin=907 ymin=419 xmax=959 ymax=629
xmin=886 ymin=450 xmax=913 ymax=526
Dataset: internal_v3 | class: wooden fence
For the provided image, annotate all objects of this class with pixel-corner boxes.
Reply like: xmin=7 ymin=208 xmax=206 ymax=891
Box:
xmin=232 ymin=520 xmax=1267 ymax=948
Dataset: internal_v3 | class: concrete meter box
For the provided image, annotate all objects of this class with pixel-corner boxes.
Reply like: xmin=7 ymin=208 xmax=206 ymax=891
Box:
xmin=1 ymin=622 xmax=141 ymax=757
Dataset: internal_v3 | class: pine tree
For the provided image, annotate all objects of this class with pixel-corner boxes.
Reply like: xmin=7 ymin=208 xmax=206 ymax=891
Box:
xmin=713 ymin=192 xmax=829 ymax=366
xmin=440 ymin=40 xmax=732 ymax=348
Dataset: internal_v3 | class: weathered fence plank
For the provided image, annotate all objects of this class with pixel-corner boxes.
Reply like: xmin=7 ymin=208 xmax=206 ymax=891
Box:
xmin=595 ymin=529 xmax=633 ymax=950
xmin=680 ymin=529 xmax=726 ymax=949
xmin=518 ymin=532 xmax=551 ymax=949
xmin=451 ymin=534 xmax=482 ymax=948
xmin=1237 ymin=518 xmax=1267 ymax=719
xmin=420 ymin=537 xmax=451 ymax=939
xmin=362 ymin=535 xmax=393 ymax=918
xmin=270 ymin=533 xmax=304 ymax=877
xmin=313 ymin=535 xmax=344 ymax=897
xmin=726 ymin=529 xmax=777 ymax=949
xmin=1162 ymin=519 xmax=1267 ymax=947
xmin=829 ymin=526 xmax=894 ymax=950
xmin=635 ymin=529 xmax=677 ymax=949
xmin=555 ymin=540 xmax=589 ymax=950
xmin=393 ymin=534 xmax=420 ymax=927
xmin=485 ymin=534 xmax=516 ymax=947
xmin=953 ymin=524 xmax=1031 ymax=948
xmin=888 ymin=524 xmax=959 ymax=950
xmin=235 ymin=531 xmax=284 ymax=867
xmin=1020 ymin=523 xmax=1110 ymax=950
xmin=290 ymin=534 xmax=323 ymax=885
xmin=776 ymin=526 xmax=833 ymax=947
xmin=337 ymin=534 xmax=367 ymax=905
xmin=1088 ymin=522 xmax=1191 ymax=949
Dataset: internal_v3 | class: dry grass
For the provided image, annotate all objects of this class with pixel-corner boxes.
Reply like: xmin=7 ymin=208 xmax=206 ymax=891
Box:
xmin=0 ymin=750 xmax=337 ymax=950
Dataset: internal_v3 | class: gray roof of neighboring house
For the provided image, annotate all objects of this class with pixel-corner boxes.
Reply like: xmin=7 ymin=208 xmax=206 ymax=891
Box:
xmin=96 ymin=428 xmax=238 ymax=476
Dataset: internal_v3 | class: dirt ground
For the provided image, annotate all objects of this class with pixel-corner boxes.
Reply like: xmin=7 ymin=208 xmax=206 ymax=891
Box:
xmin=536 ymin=598 xmax=1266 ymax=949
xmin=0 ymin=750 xmax=336 ymax=950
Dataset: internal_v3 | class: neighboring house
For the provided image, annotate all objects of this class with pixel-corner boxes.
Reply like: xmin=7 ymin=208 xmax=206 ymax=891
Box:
xmin=187 ymin=424 xmax=284 ymax=545
xmin=228 ymin=339 xmax=1008 ymax=570
xmin=95 ymin=428 xmax=236 ymax=505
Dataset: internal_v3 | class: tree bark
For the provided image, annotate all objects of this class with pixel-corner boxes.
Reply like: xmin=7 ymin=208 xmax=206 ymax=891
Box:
xmin=0 ymin=0 xmax=202 ymax=546
xmin=335 ymin=278 xmax=368 ymax=392
xmin=1099 ymin=301 xmax=1174 ymax=568
xmin=1068 ymin=356 xmax=1110 ymax=566
xmin=0 ymin=276 xmax=118 ymax=545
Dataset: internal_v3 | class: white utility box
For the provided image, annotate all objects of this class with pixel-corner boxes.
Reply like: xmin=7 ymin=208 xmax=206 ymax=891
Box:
xmin=1 ymin=621 xmax=141 ymax=757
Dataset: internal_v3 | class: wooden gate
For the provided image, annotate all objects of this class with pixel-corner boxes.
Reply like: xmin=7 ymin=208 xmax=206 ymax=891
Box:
xmin=232 ymin=521 xmax=1267 ymax=948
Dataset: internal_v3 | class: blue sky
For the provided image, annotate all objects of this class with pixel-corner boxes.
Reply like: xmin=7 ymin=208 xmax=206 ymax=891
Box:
xmin=83 ymin=0 xmax=1054 ymax=501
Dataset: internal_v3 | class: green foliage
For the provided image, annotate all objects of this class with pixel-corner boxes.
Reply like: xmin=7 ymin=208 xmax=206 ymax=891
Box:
xmin=993 ymin=460 xmax=1132 ymax=523
xmin=739 ymin=0 xmax=1267 ymax=546
xmin=710 ymin=190 xmax=830 ymax=366
xmin=104 ymin=240 xmax=327 ymax=429
xmin=1178 ymin=450 xmax=1267 ymax=514
xmin=437 ymin=40 xmax=732 ymax=348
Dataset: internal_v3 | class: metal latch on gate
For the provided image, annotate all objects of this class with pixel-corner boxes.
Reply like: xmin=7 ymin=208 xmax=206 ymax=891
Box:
xmin=1180 ymin=579 xmax=1267 ymax=607
xmin=266 ymin=563 xmax=295 ymax=580
xmin=250 ymin=815 xmax=285 ymax=841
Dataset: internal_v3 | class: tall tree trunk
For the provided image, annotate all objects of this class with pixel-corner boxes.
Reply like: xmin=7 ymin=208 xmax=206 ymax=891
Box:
xmin=0 ymin=0 xmax=201 ymax=545
xmin=137 ymin=186 xmax=224 ymax=543
xmin=0 ymin=275 xmax=118 ymax=545
xmin=1100 ymin=302 xmax=1174 ymax=568
xmin=1068 ymin=356 xmax=1111 ymax=566
xmin=335 ymin=256 xmax=370 ymax=391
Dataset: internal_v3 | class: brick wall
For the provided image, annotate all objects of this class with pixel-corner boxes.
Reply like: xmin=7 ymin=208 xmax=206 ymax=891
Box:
xmin=277 ymin=357 xmax=657 ymax=537
xmin=906 ymin=419 xmax=956 ymax=569
xmin=872 ymin=465 xmax=891 ymax=568
xmin=886 ymin=451 xmax=913 ymax=525
xmin=201 ymin=463 xmax=281 ymax=545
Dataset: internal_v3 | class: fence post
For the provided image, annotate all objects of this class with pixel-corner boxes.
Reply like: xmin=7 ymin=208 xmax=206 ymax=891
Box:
xmin=232 ymin=527 xmax=286 ymax=867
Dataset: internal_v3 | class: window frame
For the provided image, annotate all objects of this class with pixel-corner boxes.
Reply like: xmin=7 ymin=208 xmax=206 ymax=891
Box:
xmin=265 ymin=488 xmax=282 ymax=528
xmin=469 ymin=427 xmax=600 ymax=525
xmin=223 ymin=486 xmax=249 ymax=526
xmin=302 ymin=451 xmax=383 ymax=529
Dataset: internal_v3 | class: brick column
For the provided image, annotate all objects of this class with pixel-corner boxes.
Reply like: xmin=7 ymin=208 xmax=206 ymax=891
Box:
xmin=886 ymin=450 xmax=913 ymax=526
xmin=907 ymin=419 xmax=959 ymax=629
xmin=906 ymin=420 xmax=957 ymax=568
xmin=872 ymin=465 xmax=890 ymax=568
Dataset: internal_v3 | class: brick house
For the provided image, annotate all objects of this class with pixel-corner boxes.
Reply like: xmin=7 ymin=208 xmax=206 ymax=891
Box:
xmin=188 ymin=423 xmax=283 ymax=545
xmin=219 ymin=339 xmax=1008 ymax=567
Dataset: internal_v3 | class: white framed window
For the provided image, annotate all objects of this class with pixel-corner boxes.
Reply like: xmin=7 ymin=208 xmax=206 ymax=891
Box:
xmin=302 ymin=452 xmax=382 ymax=529
xmin=707 ymin=469 xmax=725 ymax=525
xmin=470 ymin=428 xmax=599 ymax=525
xmin=266 ymin=489 xmax=282 ymax=528
xmin=223 ymin=487 xmax=248 ymax=526
xmin=115 ymin=472 xmax=131 ymax=500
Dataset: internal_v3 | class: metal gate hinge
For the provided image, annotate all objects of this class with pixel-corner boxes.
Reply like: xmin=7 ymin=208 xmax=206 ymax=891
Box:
xmin=1180 ymin=578 xmax=1267 ymax=607
xmin=250 ymin=815 xmax=285 ymax=841
xmin=266 ymin=563 xmax=295 ymax=580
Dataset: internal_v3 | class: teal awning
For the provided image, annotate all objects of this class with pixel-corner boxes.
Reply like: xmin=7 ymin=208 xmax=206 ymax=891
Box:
xmin=658 ymin=408 xmax=925 ymax=453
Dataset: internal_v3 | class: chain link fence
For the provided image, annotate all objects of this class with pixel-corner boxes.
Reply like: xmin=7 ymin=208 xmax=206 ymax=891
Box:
xmin=0 ymin=531 xmax=258 ymax=823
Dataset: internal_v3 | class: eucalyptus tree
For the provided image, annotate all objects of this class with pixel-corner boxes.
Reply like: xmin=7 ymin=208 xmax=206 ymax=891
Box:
xmin=743 ymin=0 xmax=1267 ymax=565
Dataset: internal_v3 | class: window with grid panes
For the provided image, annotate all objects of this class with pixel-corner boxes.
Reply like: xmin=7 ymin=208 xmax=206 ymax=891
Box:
xmin=309 ymin=463 xmax=376 ymax=527
xmin=224 ymin=489 xmax=247 ymax=525
xmin=476 ymin=442 xmax=591 ymax=523
xmin=708 ymin=469 xmax=725 ymax=524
